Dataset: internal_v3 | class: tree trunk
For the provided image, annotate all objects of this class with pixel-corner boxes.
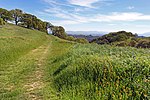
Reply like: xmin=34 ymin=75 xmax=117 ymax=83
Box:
xmin=15 ymin=17 xmax=18 ymax=25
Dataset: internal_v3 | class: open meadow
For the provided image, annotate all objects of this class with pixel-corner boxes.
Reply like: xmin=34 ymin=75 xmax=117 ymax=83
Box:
xmin=0 ymin=24 xmax=149 ymax=99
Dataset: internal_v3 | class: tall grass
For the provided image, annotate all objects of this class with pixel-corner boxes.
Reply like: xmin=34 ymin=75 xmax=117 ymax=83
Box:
xmin=51 ymin=44 xmax=150 ymax=100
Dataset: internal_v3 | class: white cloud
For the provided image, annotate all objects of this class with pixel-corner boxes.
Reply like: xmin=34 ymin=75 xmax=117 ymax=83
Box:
xmin=43 ymin=0 xmax=112 ymax=8
xmin=68 ymin=0 xmax=99 ymax=8
xmin=51 ymin=20 xmax=79 ymax=25
xmin=91 ymin=12 xmax=150 ymax=22
xmin=41 ymin=0 xmax=150 ymax=26
xmin=127 ymin=6 xmax=135 ymax=10
xmin=74 ymin=8 xmax=84 ymax=12
xmin=40 ymin=9 xmax=150 ymax=26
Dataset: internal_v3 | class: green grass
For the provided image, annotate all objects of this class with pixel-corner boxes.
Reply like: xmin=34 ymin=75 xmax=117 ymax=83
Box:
xmin=0 ymin=24 xmax=47 ymax=65
xmin=0 ymin=24 xmax=48 ymax=99
xmin=0 ymin=24 xmax=149 ymax=100
xmin=0 ymin=24 xmax=73 ymax=99
xmin=50 ymin=44 xmax=150 ymax=100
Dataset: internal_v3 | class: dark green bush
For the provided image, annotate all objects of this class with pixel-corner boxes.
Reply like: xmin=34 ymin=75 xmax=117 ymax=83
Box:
xmin=136 ymin=40 xmax=150 ymax=48
xmin=52 ymin=26 xmax=67 ymax=39
xmin=0 ymin=18 xmax=5 ymax=25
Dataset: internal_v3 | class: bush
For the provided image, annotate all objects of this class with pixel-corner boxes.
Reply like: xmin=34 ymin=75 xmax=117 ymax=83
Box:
xmin=128 ymin=40 xmax=137 ymax=47
xmin=136 ymin=40 xmax=150 ymax=48
xmin=116 ymin=41 xmax=128 ymax=47
xmin=75 ymin=38 xmax=89 ymax=44
xmin=51 ymin=26 xmax=88 ymax=43
xmin=0 ymin=18 xmax=5 ymax=25
xmin=52 ymin=26 xmax=67 ymax=39
xmin=65 ymin=36 xmax=76 ymax=41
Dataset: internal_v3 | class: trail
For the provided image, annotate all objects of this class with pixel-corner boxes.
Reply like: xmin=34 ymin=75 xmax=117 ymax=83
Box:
xmin=23 ymin=43 xmax=50 ymax=100
xmin=0 ymin=40 xmax=53 ymax=99
xmin=0 ymin=36 xmax=72 ymax=100
xmin=0 ymin=36 xmax=24 ymax=39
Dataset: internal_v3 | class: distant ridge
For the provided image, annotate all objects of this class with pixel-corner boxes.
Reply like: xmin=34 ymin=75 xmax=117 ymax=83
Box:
xmin=140 ymin=32 xmax=150 ymax=37
xmin=66 ymin=31 xmax=107 ymax=36
xmin=68 ymin=34 xmax=99 ymax=42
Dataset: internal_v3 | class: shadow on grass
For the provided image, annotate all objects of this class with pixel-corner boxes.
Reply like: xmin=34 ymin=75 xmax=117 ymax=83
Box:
xmin=53 ymin=64 xmax=67 ymax=76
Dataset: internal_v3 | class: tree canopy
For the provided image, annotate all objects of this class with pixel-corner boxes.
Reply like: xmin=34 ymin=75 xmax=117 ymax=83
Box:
xmin=0 ymin=8 xmax=52 ymax=33
xmin=10 ymin=9 xmax=23 ymax=25
xmin=0 ymin=8 xmax=88 ymax=43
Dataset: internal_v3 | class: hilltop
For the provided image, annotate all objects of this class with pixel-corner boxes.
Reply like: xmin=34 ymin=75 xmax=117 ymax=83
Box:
xmin=91 ymin=31 xmax=150 ymax=48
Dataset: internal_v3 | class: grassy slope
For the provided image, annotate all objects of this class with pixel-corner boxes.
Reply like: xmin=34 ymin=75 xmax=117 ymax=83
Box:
xmin=0 ymin=24 xmax=47 ymax=65
xmin=0 ymin=24 xmax=74 ymax=99
xmin=0 ymin=24 xmax=150 ymax=100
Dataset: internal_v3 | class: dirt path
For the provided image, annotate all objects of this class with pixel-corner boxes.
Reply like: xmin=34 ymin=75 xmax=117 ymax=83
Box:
xmin=23 ymin=43 xmax=50 ymax=100
xmin=0 ymin=36 xmax=24 ymax=39
xmin=0 ymin=37 xmax=72 ymax=100
xmin=0 ymin=40 xmax=53 ymax=99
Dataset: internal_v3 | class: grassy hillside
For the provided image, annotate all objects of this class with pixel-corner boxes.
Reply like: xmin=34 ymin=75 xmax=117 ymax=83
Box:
xmin=0 ymin=24 xmax=149 ymax=99
xmin=0 ymin=24 xmax=74 ymax=99
xmin=0 ymin=24 xmax=47 ymax=65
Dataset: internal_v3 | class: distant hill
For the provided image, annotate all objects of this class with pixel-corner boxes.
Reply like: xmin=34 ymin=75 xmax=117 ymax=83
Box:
xmin=68 ymin=34 xmax=99 ymax=42
xmin=140 ymin=32 xmax=150 ymax=37
xmin=66 ymin=31 xmax=107 ymax=36
xmin=91 ymin=31 xmax=150 ymax=48
xmin=91 ymin=31 xmax=137 ymax=44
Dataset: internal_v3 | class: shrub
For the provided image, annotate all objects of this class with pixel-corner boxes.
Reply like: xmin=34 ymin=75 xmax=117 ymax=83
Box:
xmin=136 ymin=40 xmax=150 ymax=48
xmin=65 ymin=36 xmax=76 ymax=41
xmin=116 ymin=41 xmax=128 ymax=46
xmin=0 ymin=18 xmax=5 ymax=25
xmin=128 ymin=40 xmax=137 ymax=47
xmin=75 ymin=38 xmax=89 ymax=44
xmin=52 ymin=26 xmax=67 ymax=39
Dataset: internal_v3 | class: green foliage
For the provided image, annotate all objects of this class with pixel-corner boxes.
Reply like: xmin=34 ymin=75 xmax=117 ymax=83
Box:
xmin=92 ymin=31 xmax=137 ymax=44
xmin=0 ymin=18 xmax=5 ymax=25
xmin=75 ymin=38 xmax=89 ymax=43
xmin=10 ymin=9 xmax=23 ymax=25
xmin=92 ymin=31 xmax=150 ymax=48
xmin=0 ymin=8 xmax=12 ymax=22
xmin=0 ymin=8 xmax=50 ymax=33
xmin=20 ymin=13 xmax=33 ymax=28
xmin=0 ymin=7 xmax=88 ymax=43
xmin=116 ymin=38 xmax=150 ymax=48
xmin=52 ymin=26 xmax=67 ymax=39
xmin=51 ymin=26 xmax=88 ymax=43
xmin=17 ymin=13 xmax=49 ymax=33
xmin=136 ymin=39 xmax=150 ymax=48
xmin=52 ymin=44 xmax=150 ymax=100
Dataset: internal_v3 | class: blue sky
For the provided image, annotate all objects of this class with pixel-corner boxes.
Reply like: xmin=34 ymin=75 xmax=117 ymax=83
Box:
xmin=1 ymin=0 xmax=150 ymax=34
